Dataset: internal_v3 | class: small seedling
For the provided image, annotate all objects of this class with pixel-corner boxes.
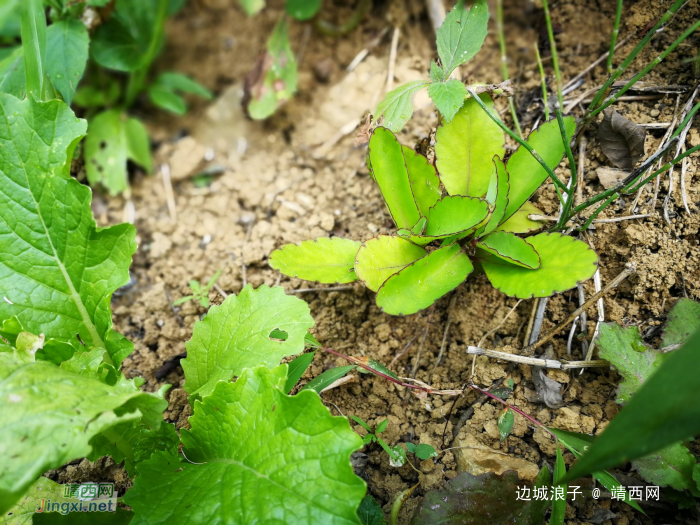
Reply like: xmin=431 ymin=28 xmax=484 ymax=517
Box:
xmin=173 ymin=270 xmax=222 ymax=308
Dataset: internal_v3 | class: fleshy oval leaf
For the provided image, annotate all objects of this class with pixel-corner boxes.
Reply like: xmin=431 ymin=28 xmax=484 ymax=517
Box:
xmin=425 ymin=196 xmax=490 ymax=237
xmin=269 ymin=237 xmax=361 ymax=284
xmin=376 ymin=244 xmax=473 ymax=315
xmin=477 ymin=156 xmax=510 ymax=237
xmin=476 ymin=231 xmax=540 ymax=269
xmin=403 ymin=145 xmax=441 ymax=217
xmin=481 ymin=233 xmax=598 ymax=298
xmin=355 ymin=235 xmax=427 ymax=292
xmin=434 ymin=93 xmax=505 ymax=197
xmin=368 ymin=127 xmax=420 ymax=229
xmin=504 ymin=116 xmax=576 ymax=222
xmin=495 ymin=202 xmax=546 ymax=234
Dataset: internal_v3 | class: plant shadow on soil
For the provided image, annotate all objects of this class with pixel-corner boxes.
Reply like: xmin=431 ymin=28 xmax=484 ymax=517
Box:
xmin=50 ymin=0 xmax=700 ymax=523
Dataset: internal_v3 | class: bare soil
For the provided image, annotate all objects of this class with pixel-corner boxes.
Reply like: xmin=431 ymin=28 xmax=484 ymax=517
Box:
xmin=71 ymin=0 xmax=700 ymax=523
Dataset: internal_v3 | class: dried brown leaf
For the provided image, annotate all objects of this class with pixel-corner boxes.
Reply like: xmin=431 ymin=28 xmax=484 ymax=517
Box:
xmin=597 ymin=109 xmax=646 ymax=169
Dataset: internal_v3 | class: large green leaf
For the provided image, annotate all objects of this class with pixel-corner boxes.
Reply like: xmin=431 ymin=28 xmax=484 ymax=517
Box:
xmin=270 ymin=237 xmax=361 ymax=284
xmin=476 ymin=156 xmax=509 ymax=237
xmin=435 ymin=0 xmax=488 ymax=79
xmin=0 ymin=95 xmax=135 ymax=366
xmin=477 ymin=231 xmax=540 ymax=269
xmin=662 ymin=298 xmax=700 ymax=347
xmin=495 ymin=201 xmax=546 ymax=234
xmin=125 ymin=365 xmax=366 ymax=524
xmin=374 ymin=80 xmax=429 ymax=133
xmin=45 ymin=19 xmax=89 ymax=104
xmin=434 ymin=94 xmax=504 ymax=197
xmin=425 ymin=196 xmax=489 ymax=237
xmin=0 ymin=47 xmax=25 ymax=99
xmin=368 ymin=128 xmax=420 ymax=229
xmin=428 ymin=79 xmax=467 ymax=122
xmin=355 ymin=235 xmax=426 ymax=292
xmin=562 ymin=328 xmax=700 ymax=483
xmin=247 ymin=18 xmax=297 ymax=119
xmin=0 ymin=352 xmax=165 ymax=514
xmin=84 ymin=109 xmax=152 ymax=195
xmin=632 ymin=443 xmax=697 ymax=492
xmin=402 ymin=146 xmax=440 ymax=217
xmin=376 ymin=244 xmax=473 ymax=315
xmin=481 ymin=233 xmax=597 ymax=298
xmin=504 ymin=117 xmax=576 ymax=222
xmin=597 ymin=323 xmax=665 ymax=404
xmin=181 ymin=285 xmax=314 ymax=397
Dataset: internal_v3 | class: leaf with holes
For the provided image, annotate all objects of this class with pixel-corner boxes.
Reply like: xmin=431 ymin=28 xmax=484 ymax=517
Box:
xmin=504 ymin=117 xmax=576 ymax=222
xmin=476 ymin=231 xmax=540 ymax=269
xmin=85 ymin=109 xmax=152 ymax=195
xmin=368 ymin=128 xmax=421 ymax=229
xmin=377 ymin=244 xmax=473 ymax=315
xmin=125 ymin=365 xmax=366 ymax=524
xmin=481 ymin=233 xmax=597 ymax=299
xmin=0 ymin=95 xmax=136 ymax=367
xmin=181 ymin=285 xmax=314 ymax=397
xmin=355 ymin=236 xmax=426 ymax=292
xmin=425 ymin=196 xmax=490 ymax=237
xmin=374 ymin=80 xmax=429 ymax=132
xmin=402 ymin=146 xmax=441 ymax=216
xmin=435 ymin=94 xmax=504 ymax=197
xmin=435 ymin=0 xmax=489 ymax=79
xmin=428 ymin=79 xmax=467 ymax=122
xmin=270 ymin=237 xmax=361 ymax=284
xmin=0 ymin=351 xmax=165 ymax=514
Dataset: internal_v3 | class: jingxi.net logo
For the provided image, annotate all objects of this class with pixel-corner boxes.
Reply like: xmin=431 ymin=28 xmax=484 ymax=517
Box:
xmin=35 ymin=482 xmax=118 ymax=515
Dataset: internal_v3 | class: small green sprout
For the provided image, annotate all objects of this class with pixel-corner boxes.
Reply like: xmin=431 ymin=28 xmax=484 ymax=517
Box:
xmin=351 ymin=416 xmax=437 ymax=468
xmin=173 ymin=270 xmax=222 ymax=309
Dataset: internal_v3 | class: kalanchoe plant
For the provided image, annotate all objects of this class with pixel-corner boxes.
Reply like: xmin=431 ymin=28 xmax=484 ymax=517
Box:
xmin=270 ymin=96 xmax=599 ymax=315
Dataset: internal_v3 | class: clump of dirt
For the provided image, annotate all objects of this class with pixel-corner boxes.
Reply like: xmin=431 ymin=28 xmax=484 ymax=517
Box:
xmin=77 ymin=0 xmax=700 ymax=522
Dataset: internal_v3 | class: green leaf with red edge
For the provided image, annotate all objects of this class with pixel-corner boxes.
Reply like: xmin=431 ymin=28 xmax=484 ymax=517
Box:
xmin=435 ymin=94 xmax=504 ymax=197
xmin=476 ymin=155 xmax=510 ymax=237
xmin=376 ymin=244 xmax=473 ymax=315
xmin=355 ymin=235 xmax=426 ymax=292
xmin=402 ymin=146 xmax=441 ymax=217
xmin=368 ymin=127 xmax=420 ymax=229
xmin=477 ymin=231 xmax=541 ymax=269
xmin=425 ymin=196 xmax=490 ymax=237
xmin=270 ymin=237 xmax=361 ymax=284
xmin=481 ymin=233 xmax=597 ymax=299
xmin=504 ymin=117 xmax=576 ymax=223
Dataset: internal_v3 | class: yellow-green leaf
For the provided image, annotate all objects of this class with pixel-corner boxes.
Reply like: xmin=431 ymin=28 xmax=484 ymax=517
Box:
xmin=269 ymin=237 xmax=361 ymax=284
xmin=355 ymin=235 xmax=427 ymax=292
xmin=476 ymin=231 xmax=540 ymax=269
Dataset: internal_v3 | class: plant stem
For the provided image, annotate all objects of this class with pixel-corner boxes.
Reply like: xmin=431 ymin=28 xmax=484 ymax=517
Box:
xmin=534 ymin=43 xmax=549 ymax=121
xmin=607 ymin=0 xmax=623 ymax=74
xmin=587 ymin=0 xmax=686 ymax=113
xmin=496 ymin=0 xmax=523 ymax=138
xmin=465 ymin=87 xmax=568 ymax=193
xmin=589 ymin=18 xmax=700 ymax=119
xmin=555 ymin=110 xmax=577 ymax=229
xmin=541 ymin=0 xmax=563 ymax=110
xmin=124 ymin=0 xmax=169 ymax=108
